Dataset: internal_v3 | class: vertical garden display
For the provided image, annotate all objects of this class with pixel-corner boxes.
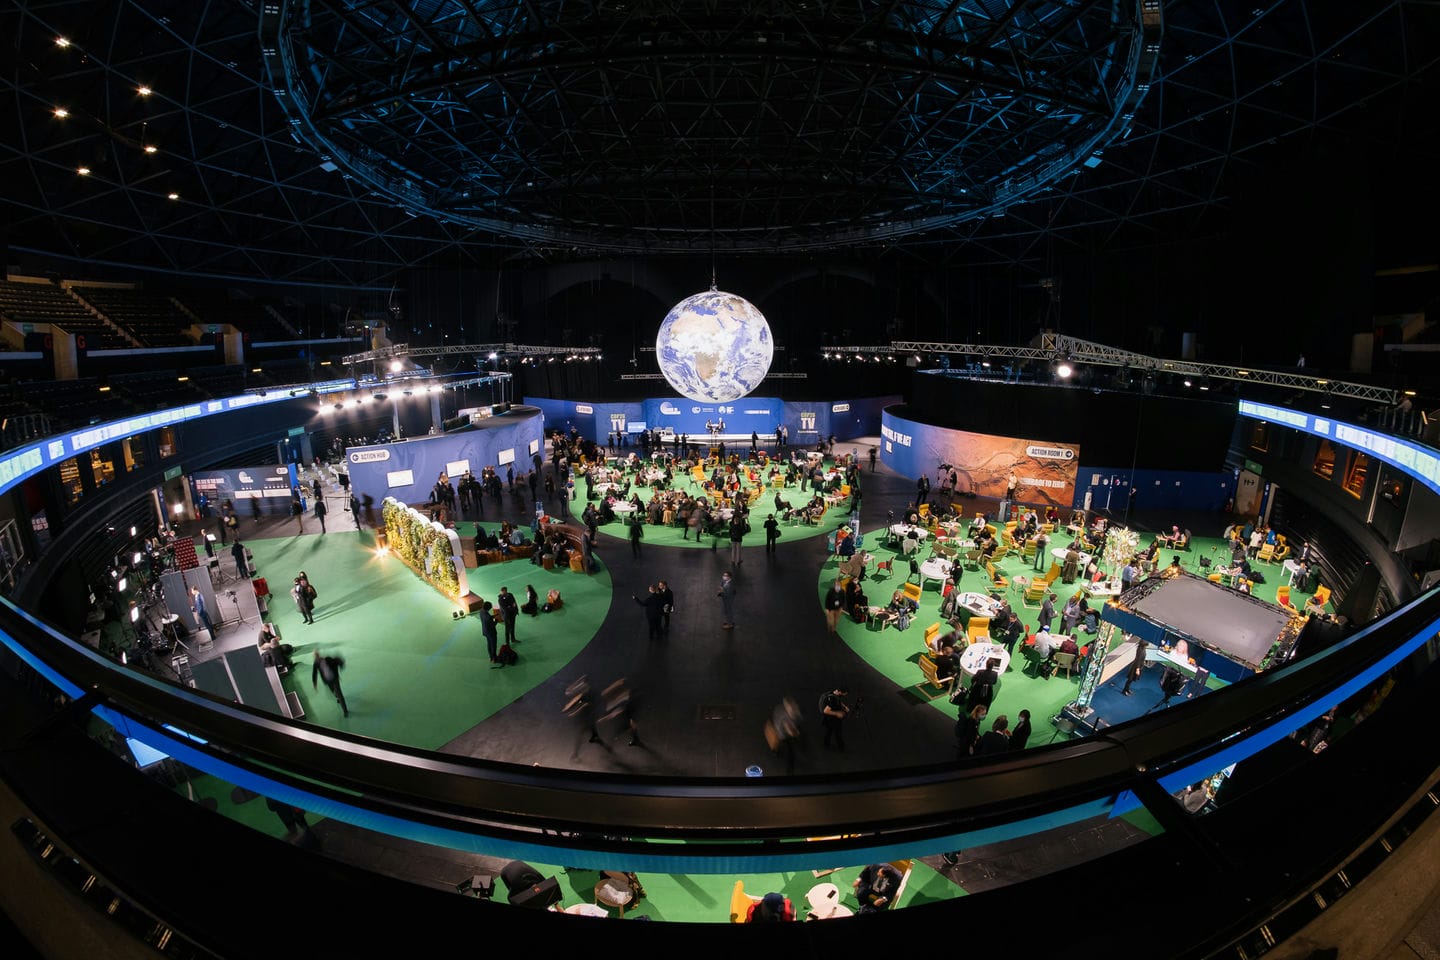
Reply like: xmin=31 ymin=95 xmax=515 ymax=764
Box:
xmin=381 ymin=497 xmax=468 ymax=600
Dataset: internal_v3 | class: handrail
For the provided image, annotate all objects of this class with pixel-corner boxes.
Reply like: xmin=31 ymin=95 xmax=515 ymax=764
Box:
xmin=1 ymin=389 xmax=1438 ymax=873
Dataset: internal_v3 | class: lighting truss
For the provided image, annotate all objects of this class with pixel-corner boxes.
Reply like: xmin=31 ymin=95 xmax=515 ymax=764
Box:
xmin=891 ymin=336 xmax=1400 ymax=404
xmin=620 ymin=372 xmax=807 ymax=381
xmin=341 ymin=343 xmax=602 ymax=365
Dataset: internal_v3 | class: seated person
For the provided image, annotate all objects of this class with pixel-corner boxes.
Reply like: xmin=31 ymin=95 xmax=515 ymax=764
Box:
xmin=1303 ymin=593 xmax=1326 ymax=617
xmin=746 ymin=892 xmax=795 ymax=922
xmin=1058 ymin=634 xmax=1080 ymax=656
xmin=257 ymin=623 xmax=291 ymax=669
xmin=837 ymin=551 xmax=866 ymax=582
xmin=1033 ymin=626 xmax=1056 ymax=660
xmin=932 ymin=644 xmax=958 ymax=683
xmin=509 ymin=526 xmax=528 ymax=546
xmin=853 ymin=863 xmax=904 ymax=913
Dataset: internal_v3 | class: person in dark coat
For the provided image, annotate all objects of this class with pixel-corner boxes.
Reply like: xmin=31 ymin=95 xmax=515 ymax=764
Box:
xmin=657 ymin=580 xmax=674 ymax=635
xmin=966 ymin=658 xmax=1001 ymax=712
xmin=954 ymin=704 xmax=988 ymax=756
xmin=479 ymin=599 xmax=500 ymax=666
xmin=633 ymin=584 xmax=665 ymax=640
xmin=231 ymin=538 xmax=249 ymax=578
xmin=311 ymin=650 xmax=348 ymax=717
xmin=628 ymin=517 xmax=644 ymax=557
xmin=496 ymin=586 xmax=519 ymax=644
xmin=314 ymin=497 xmax=327 ymax=533
xmin=1010 ymin=709 xmax=1032 ymax=750
xmin=976 ymin=715 xmax=1011 ymax=754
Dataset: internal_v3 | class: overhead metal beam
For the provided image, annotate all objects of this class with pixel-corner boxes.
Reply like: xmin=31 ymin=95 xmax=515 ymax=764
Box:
xmin=889 ymin=336 xmax=1400 ymax=404
xmin=341 ymin=342 xmax=602 ymax=364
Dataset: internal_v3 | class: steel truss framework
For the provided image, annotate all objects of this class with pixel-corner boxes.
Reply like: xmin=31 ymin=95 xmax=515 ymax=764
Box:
xmin=341 ymin=342 xmax=602 ymax=368
xmin=0 ymin=2 xmax=1436 ymax=282
xmin=891 ymin=336 xmax=1401 ymax=404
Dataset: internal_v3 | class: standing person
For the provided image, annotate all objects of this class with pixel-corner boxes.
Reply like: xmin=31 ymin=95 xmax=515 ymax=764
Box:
xmin=717 ymin=570 xmax=736 ymax=630
xmin=581 ymin=528 xmax=595 ymax=575
xmin=868 ymin=446 xmax=878 ymax=472
xmin=189 ymin=585 xmax=215 ymax=640
xmin=819 ymin=687 xmax=850 ymax=750
xmin=633 ymin=584 xmax=665 ymax=640
xmin=916 ymin=473 xmax=930 ymax=506
xmin=977 ymin=715 xmax=1011 ymax=754
xmin=351 ymin=494 xmax=362 ymax=530
xmin=497 ymin=586 xmax=519 ymax=645
xmin=290 ymin=490 xmax=305 ymax=534
xmin=823 ymin=579 xmax=846 ymax=636
xmin=311 ymin=477 xmax=323 ymax=503
xmin=231 ymin=538 xmax=250 ymax=579
xmin=1006 ymin=471 xmax=1019 ymax=502
xmin=657 ymin=579 xmax=674 ymax=636
xmin=954 ymin=704 xmax=987 ymax=756
xmin=291 ymin=575 xmax=315 ymax=624
xmin=729 ymin=512 xmax=748 ymax=567
xmin=1039 ymin=592 xmax=1057 ymax=633
xmin=628 ymin=518 xmax=643 ymax=558
xmin=506 ymin=464 xmax=514 ymax=492
xmin=311 ymin=650 xmax=348 ymax=717
xmin=479 ymin=599 xmax=500 ymax=666
xmin=763 ymin=513 xmax=780 ymax=554
xmin=1010 ymin=709 xmax=1033 ymax=750
xmin=250 ymin=497 xmax=262 ymax=526
xmin=314 ymin=496 xmax=327 ymax=534
xmin=1033 ymin=529 xmax=1050 ymax=570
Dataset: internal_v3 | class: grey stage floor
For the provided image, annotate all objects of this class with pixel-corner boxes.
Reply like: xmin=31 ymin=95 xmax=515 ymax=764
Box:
xmin=1129 ymin=574 xmax=1292 ymax=667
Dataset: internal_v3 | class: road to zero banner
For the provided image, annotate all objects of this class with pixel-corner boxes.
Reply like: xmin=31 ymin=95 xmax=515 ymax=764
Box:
xmin=880 ymin=408 xmax=1081 ymax=507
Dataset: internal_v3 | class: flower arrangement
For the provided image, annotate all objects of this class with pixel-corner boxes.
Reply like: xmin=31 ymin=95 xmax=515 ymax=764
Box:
xmin=1102 ymin=525 xmax=1141 ymax=573
xmin=381 ymin=497 xmax=466 ymax=599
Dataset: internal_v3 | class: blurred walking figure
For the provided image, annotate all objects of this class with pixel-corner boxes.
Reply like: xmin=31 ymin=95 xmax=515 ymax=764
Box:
xmin=563 ymin=676 xmax=602 ymax=757
xmin=311 ymin=650 xmax=348 ymax=717
xmin=764 ymin=697 xmax=803 ymax=774
xmin=601 ymin=678 xmax=640 ymax=747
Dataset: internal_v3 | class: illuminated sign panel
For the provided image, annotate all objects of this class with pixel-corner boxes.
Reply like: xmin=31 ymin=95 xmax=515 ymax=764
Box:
xmin=1239 ymin=400 xmax=1440 ymax=494
xmin=0 ymin=386 xmax=349 ymax=499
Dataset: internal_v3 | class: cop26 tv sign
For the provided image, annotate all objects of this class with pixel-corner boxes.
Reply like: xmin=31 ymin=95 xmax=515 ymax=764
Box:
xmin=880 ymin=408 xmax=1081 ymax=507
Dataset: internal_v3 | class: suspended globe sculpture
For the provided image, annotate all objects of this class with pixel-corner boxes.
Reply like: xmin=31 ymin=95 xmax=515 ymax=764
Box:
xmin=655 ymin=288 xmax=773 ymax=403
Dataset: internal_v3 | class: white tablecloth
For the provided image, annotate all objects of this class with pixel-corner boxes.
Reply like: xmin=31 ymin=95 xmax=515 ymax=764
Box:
xmin=960 ymin=642 xmax=1010 ymax=678
xmin=1053 ymin=547 xmax=1093 ymax=566
xmin=1085 ymin=579 xmax=1124 ymax=597
xmin=958 ymin=592 xmax=1002 ymax=619
xmin=1283 ymin=558 xmax=1304 ymax=584
xmin=611 ymin=502 xmax=637 ymax=514
xmin=890 ymin=524 xmax=929 ymax=541
xmin=919 ymin=558 xmax=952 ymax=586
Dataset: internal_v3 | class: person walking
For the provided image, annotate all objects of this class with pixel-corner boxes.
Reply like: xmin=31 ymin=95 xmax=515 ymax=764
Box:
xmin=479 ymin=599 xmax=500 ymax=666
xmin=868 ymin=446 xmax=877 ymax=472
xmin=189 ymin=585 xmax=215 ymax=641
xmin=231 ymin=538 xmax=250 ymax=579
xmin=765 ymin=697 xmax=802 ymax=774
xmin=264 ymin=796 xmax=318 ymax=847
xmin=763 ymin=513 xmax=780 ymax=555
xmin=1038 ymin=592 xmax=1057 ymax=633
xmin=497 ymin=586 xmax=519 ymax=645
xmin=823 ymin=578 xmax=846 ymax=636
xmin=290 ymin=490 xmax=305 ymax=534
xmin=314 ymin=496 xmax=327 ymax=533
xmin=629 ymin=518 xmax=643 ymax=558
xmin=600 ymin=678 xmax=640 ymax=747
xmin=311 ymin=650 xmax=348 ymax=717
xmin=820 ymin=687 xmax=850 ymax=750
xmin=717 ymin=570 xmax=736 ymax=630
xmin=729 ymin=512 xmax=748 ymax=567
xmin=311 ymin=477 xmax=323 ymax=503
xmin=657 ymin=579 xmax=674 ymax=636
xmin=916 ymin=474 xmax=930 ymax=506
xmin=351 ymin=494 xmax=363 ymax=530
xmin=292 ymin=574 xmax=316 ymax=624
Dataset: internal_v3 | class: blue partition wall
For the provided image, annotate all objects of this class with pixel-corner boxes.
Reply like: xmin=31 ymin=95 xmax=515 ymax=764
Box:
xmin=524 ymin=395 xmax=900 ymax=443
xmin=345 ymin=409 xmax=545 ymax=506
xmin=1073 ymin=467 xmax=1235 ymax=513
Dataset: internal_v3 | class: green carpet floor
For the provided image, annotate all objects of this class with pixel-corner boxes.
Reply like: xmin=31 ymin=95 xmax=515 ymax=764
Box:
xmin=819 ymin=529 xmax=1331 ymax=738
xmin=582 ymin=459 xmax=859 ymax=549
xmin=244 ymin=528 xmax=613 ymax=749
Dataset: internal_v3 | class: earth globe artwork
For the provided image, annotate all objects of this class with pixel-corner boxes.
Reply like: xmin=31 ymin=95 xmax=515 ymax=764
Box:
xmin=655 ymin=288 xmax=774 ymax=403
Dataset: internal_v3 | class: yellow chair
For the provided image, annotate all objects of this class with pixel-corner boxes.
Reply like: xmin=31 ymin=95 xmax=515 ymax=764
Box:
xmin=918 ymin=502 xmax=930 ymax=518
xmin=1023 ymin=579 xmax=1049 ymax=607
xmin=1277 ymin=585 xmax=1291 ymax=606
xmin=923 ymin=622 xmax=941 ymax=651
xmin=1208 ymin=573 xmax=1222 ymax=583
xmin=915 ymin=655 xmax=954 ymax=700
xmin=1312 ymin=585 xmax=1332 ymax=608
xmin=985 ymin=562 xmax=1008 ymax=590
xmin=902 ymin=582 xmax=923 ymax=606
xmin=729 ymin=880 xmax=761 ymax=923
xmin=967 ymin=616 xmax=990 ymax=643
xmin=1256 ymin=542 xmax=1276 ymax=563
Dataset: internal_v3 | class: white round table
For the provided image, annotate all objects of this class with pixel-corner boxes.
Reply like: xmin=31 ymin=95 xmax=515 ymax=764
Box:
xmin=890 ymin=523 xmax=929 ymax=540
xmin=919 ymin=557 xmax=952 ymax=588
xmin=1053 ymin=547 xmax=1093 ymax=565
xmin=960 ymin=642 xmax=1010 ymax=678
xmin=611 ymin=502 xmax=637 ymax=515
xmin=957 ymin=592 xmax=1002 ymax=619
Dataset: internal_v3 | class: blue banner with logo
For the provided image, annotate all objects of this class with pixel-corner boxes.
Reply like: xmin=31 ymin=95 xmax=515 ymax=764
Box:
xmin=191 ymin=465 xmax=297 ymax=516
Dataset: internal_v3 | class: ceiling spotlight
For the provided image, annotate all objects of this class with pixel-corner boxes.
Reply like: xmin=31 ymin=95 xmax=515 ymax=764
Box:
xmin=144 ymin=144 xmax=158 ymax=154
xmin=176 ymin=374 xmax=189 ymax=382
xmin=166 ymin=192 xmax=179 ymax=200
xmin=1182 ymin=378 xmax=1193 ymax=388
xmin=117 ymin=577 xmax=127 ymax=592
xmin=77 ymin=166 xmax=91 ymax=176
xmin=1054 ymin=358 xmax=1074 ymax=379
xmin=389 ymin=359 xmax=403 ymax=372
xmin=251 ymin=367 xmax=262 ymax=373
xmin=55 ymin=36 xmax=70 ymax=48
xmin=137 ymin=85 xmax=152 ymax=96
xmin=487 ymin=351 xmax=497 ymax=360
xmin=53 ymin=107 xmax=68 ymax=118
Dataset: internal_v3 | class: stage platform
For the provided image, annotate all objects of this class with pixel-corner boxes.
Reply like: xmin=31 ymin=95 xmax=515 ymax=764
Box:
xmin=1126 ymin=573 xmax=1292 ymax=671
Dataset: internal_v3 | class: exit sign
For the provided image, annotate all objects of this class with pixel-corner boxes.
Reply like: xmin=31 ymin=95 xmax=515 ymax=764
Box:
xmin=163 ymin=465 xmax=183 ymax=481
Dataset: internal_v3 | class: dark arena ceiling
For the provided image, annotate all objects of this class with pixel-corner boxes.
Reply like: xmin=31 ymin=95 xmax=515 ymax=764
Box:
xmin=2 ymin=1 xmax=1438 ymax=286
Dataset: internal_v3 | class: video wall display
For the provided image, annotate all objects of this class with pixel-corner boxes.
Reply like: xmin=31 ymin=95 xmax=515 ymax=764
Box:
xmin=880 ymin=409 xmax=1081 ymax=507
xmin=191 ymin=465 xmax=298 ymax=515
